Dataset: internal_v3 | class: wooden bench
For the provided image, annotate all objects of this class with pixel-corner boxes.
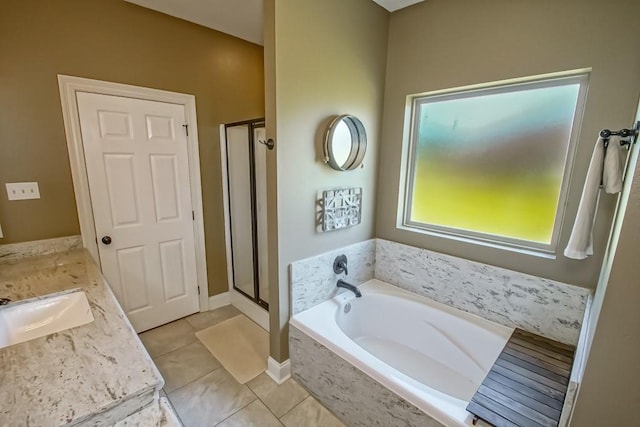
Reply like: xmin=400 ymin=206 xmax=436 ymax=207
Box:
xmin=467 ymin=329 xmax=576 ymax=427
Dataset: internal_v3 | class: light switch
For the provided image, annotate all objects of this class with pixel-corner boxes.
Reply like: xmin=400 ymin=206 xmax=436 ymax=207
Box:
xmin=6 ymin=182 xmax=40 ymax=200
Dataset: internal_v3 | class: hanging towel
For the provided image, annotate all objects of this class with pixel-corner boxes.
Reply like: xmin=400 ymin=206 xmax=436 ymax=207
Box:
xmin=564 ymin=136 xmax=625 ymax=260
xmin=563 ymin=138 xmax=604 ymax=259
xmin=603 ymin=136 xmax=625 ymax=193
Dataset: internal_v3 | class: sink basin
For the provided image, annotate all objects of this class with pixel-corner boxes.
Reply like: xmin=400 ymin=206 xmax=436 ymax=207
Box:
xmin=0 ymin=291 xmax=94 ymax=349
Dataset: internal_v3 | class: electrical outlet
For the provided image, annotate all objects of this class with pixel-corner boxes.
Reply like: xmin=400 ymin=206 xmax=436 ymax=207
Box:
xmin=0 ymin=223 xmax=3 ymax=238
xmin=6 ymin=182 xmax=40 ymax=200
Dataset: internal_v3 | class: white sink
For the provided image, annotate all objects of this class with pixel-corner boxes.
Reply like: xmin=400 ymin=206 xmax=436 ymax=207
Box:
xmin=0 ymin=291 xmax=94 ymax=349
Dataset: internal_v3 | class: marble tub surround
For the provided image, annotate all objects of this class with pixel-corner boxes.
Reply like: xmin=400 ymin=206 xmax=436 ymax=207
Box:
xmin=290 ymin=239 xmax=375 ymax=314
xmin=0 ymin=249 xmax=164 ymax=426
xmin=289 ymin=238 xmax=590 ymax=345
xmin=0 ymin=235 xmax=82 ymax=261
xmin=289 ymin=239 xmax=591 ymax=426
xmin=290 ymin=326 xmax=443 ymax=427
xmin=374 ymin=239 xmax=591 ymax=345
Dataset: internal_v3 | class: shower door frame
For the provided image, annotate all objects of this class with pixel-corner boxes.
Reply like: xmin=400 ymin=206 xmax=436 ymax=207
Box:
xmin=223 ymin=118 xmax=269 ymax=311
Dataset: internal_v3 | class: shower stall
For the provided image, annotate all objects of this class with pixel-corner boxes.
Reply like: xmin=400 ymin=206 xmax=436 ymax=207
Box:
xmin=222 ymin=119 xmax=269 ymax=314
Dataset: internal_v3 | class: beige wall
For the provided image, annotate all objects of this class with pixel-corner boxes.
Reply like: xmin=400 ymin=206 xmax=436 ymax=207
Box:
xmin=267 ymin=0 xmax=389 ymax=360
xmin=0 ymin=0 xmax=265 ymax=297
xmin=376 ymin=0 xmax=640 ymax=288
xmin=263 ymin=0 xmax=281 ymax=359
xmin=572 ymin=138 xmax=640 ymax=423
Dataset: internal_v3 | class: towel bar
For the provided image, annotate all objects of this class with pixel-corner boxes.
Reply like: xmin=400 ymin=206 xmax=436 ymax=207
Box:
xmin=599 ymin=120 xmax=640 ymax=146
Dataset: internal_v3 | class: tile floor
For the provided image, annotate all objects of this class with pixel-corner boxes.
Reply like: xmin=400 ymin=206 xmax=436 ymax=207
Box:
xmin=139 ymin=306 xmax=345 ymax=427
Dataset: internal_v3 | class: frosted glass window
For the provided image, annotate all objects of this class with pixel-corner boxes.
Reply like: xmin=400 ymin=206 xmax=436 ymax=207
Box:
xmin=405 ymin=75 xmax=586 ymax=250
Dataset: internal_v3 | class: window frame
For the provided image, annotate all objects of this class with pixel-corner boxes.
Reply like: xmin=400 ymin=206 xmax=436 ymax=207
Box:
xmin=398 ymin=72 xmax=590 ymax=255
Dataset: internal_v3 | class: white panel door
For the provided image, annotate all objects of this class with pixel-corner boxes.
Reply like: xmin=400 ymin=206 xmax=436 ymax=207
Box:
xmin=77 ymin=92 xmax=200 ymax=332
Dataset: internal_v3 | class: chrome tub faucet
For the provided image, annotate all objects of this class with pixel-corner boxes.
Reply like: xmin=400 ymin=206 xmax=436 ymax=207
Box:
xmin=337 ymin=279 xmax=362 ymax=298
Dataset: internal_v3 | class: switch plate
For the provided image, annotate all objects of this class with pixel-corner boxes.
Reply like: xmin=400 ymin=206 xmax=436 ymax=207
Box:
xmin=6 ymin=182 xmax=40 ymax=200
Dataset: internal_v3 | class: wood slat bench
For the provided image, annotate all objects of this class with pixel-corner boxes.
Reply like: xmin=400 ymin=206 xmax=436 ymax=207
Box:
xmin=467 ymin=329 xmax=576 ymax=427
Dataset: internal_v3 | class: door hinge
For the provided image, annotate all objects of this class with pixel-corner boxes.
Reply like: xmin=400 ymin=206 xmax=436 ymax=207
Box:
xmin=183 ymin=124 xmax=189 ymax=136
xmin=192 ymin=210 xmax=195 ymax=221
xmin=197 ymin=285 xmax=200 ymax=295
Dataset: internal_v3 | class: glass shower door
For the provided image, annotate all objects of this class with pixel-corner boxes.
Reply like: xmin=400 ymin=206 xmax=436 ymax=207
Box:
xmin=225 ymin=119 xmax=268 ymax=309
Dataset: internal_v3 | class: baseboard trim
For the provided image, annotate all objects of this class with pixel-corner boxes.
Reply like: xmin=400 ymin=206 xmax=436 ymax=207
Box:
xmin=229 ymin=289 xmax=269 ymax=332
xmin=207 ymin=292 xmax=230 ymax=311
xmin=266 ymin=357 xmax=291 ymax=384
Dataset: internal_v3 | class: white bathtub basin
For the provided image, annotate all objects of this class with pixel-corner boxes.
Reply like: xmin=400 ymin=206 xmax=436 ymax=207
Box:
xmin=0 ymin=291 xmax=94 ymax=349
xmin=291 ymin=279 xmax=513 ymax=426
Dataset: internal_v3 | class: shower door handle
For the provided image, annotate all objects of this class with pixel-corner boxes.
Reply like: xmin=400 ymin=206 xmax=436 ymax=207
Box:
xmin=258 ymin=138 xmax=275 ymax=150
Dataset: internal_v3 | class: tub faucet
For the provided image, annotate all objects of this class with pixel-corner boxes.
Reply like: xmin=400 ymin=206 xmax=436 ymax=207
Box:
xmin=337 ymin=279 xmax=361 ymax=298
xmin=0 ymin=297 xmax=11 ymax=306
xmin=333 ymin=255 xmax=348 ymax=276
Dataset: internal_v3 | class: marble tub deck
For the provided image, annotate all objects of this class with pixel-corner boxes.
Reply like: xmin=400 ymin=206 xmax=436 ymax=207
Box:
xmin=0 ymin=249 xmax=163 ymax=426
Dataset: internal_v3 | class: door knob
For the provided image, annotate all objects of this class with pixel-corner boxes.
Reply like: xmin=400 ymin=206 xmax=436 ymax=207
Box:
xmin=101 ymin=236 xmax=112 ymax=245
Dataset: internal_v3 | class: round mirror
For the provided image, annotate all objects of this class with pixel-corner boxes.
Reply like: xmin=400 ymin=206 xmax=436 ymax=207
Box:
xmin=323 ymin=115 xmax=367 ymax=171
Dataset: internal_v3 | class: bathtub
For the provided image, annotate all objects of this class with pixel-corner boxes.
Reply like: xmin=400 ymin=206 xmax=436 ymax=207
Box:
xmin=289 ymin=279 xmax=514 ymax=426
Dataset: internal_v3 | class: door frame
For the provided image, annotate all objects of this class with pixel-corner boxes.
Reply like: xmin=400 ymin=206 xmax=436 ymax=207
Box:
xmin=58 ymin=75 xmax=209 ymax=313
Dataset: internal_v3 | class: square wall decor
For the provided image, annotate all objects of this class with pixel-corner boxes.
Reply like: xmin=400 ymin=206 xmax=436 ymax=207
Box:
xmin=321 ymin=187 xmax=362 ymax=232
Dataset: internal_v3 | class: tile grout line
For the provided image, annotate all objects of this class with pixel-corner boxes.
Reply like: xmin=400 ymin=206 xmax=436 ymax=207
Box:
xmin=249 ymin=378 xmax=287 ymax=426
xmin=148 ymin=341 xmax=194 ymax=358
xmin=165 ymin=364 xmax=225 ymax=396
xmin=161 ymin=393 xmax=186 ymax=427
xmin=142 ymin=310 xmax=242 ymax=359
xmin=184 ymin=307 xmax=243 ymax=332
xmin=146 ymin=335 xmax=199 ymax=359
xmin=165 ymin=367 xmax=272 ymax=425
xmin=151 ymin=338 xmax=203 ymax=364
xmin=211 ymin=384 xmax=260 ymax=426
xmin=257 ymin=377 xmax=311 ymax=424
xmin=145 ymin=311 xmax=325 ymax=426
xmin=276 ymin=393 xmax=345 ymax=426
xmin=278 ymin=394 xmax=314 ymax=421
xmin=212 ymin=374 xmax=290 ymax=427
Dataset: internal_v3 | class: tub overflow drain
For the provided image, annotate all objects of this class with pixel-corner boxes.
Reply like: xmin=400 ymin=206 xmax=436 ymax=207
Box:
xmin=344 ymin=303 xmax=351 ymax=314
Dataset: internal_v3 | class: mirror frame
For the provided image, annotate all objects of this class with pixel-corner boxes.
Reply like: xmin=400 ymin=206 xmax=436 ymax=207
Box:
xmin=323 ymin=114 xmax=367 ymax=171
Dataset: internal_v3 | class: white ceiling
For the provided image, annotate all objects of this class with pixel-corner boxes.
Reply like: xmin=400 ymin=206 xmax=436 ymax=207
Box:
xmin=123 ymin=0 xmax=424 ymax=46
xmin=124 ymin=0 xmax=265 ymax=45
xmin=371 ymin=0 xmax=424 ymax=12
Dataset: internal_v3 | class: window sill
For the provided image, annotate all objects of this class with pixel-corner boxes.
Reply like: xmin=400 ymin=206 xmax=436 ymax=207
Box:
xmin=396 ymin=223 xmax=558 ymax=260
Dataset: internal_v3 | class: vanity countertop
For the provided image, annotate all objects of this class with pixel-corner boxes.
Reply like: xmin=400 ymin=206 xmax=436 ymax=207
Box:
xmin=0 ymin=249 xmax=163 ymax=426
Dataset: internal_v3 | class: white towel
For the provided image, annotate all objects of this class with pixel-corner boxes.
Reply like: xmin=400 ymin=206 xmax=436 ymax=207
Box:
xmin=603 ymin=136 xmax=625 ymax=193
xmin=564 ymin=136 xmax=625 ymax=260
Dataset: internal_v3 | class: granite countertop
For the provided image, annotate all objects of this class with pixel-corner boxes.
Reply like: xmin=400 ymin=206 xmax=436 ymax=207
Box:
xmin=0 ymin=249 xmax=163 ymax=426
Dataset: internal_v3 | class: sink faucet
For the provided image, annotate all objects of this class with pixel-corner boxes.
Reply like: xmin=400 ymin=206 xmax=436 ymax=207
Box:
xmin=337 ymin=279 xmax=361 ymax=298
xmin=0 ymin=298 xmax=11 ymax=306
